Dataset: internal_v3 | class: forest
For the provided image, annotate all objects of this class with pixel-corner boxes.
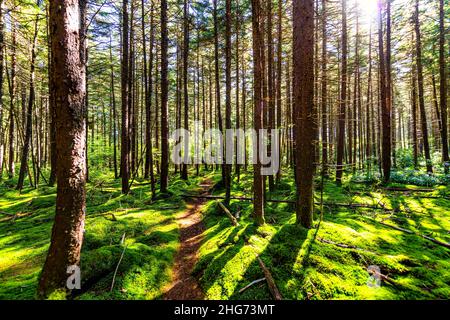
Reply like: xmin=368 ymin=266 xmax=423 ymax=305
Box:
xmin=0 ymin=0 xmax=449 ymax=301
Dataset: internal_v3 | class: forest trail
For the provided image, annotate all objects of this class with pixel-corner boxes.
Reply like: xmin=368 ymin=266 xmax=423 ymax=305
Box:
xmin=163 ymin=179 xmax=213 ymax=300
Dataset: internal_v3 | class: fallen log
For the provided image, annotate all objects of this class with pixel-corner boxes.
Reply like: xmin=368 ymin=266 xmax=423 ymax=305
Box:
xmin=257 ymin=257 xmax=282 ymax=300
xmin=217 ymin=201 xmax=239 ymax=226
xmin=239 ymin=278 xmax=266 ymax=294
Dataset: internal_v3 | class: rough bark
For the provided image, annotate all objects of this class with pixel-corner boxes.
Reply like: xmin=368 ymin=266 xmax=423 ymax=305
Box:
xmin=121 ymin=0 xmax=130 ymax=194
xmin=336 ymin=0 xmax=347 ymax=185
xmin=251 ymin=0 xmax=265 ymax=226
xmin=160 ymin=0 xmax=169 ymax=193
xmin=439 ymin=0 xmax=449 ymax=171
xmin=414 ymin=0 xmax=433 ymax=173
xmin=17 ymin=17 xmax=39 ymax=191
xmin=38 ymin=0 xmax=87 ymax=298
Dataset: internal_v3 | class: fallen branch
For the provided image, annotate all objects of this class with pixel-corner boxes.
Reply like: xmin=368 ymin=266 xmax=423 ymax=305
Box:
xmin=257 ymin=257 xmax=282 ymax=300
xmin=217 ymin=201 xmax=239 ymax=226
xmin=376 ymin=220 xmax=450 ymax=249
xmin=110 ymin=234 xmax=127 ymax=292
xmin=239 ymin=278 xmax=266 ymax=294
xmin=317 ymin=237 xmax=357 ymax=249
xmin=383 ymin=187 xmax=434 ymax=193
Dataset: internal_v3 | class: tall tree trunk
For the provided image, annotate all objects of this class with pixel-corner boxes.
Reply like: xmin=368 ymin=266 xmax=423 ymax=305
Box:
xmin=251 ymin=0 xmax=265 ymax=226
xmin=293 ymin=0 xmax=315 ymax=228
xmin=38 ymin=0 xmax=87 ymax=298
xmin=439 ymin=0 xmax=449 ymax=171
xmin=17 ymin=17 xmax=39 ymax=191
xmin=378 ymin=0 xmax=391 ymax=182
xmin=0 ymin=0 xmax=4 ymax=179
xmin=224 ymin=0 xmax=232 ymax=204
xmin=110 ymin=36 xmax=118 ymax=179
xmin=8 ymin=10 xmax=16 ymax=179
xmin=336 ymin=0 xmax=347 ymax=185
xmin=320 ymin=0 xmax=328 ymax=177
xmin=414 ymin=0 xmax=433 ymax=173
xmin=181 ymin=0 xmax=190 ymax=181
xmin=213 ymin=0 xmax=225 ymax=183
xmin=121 ymin=0 xmax=130 ymax=193
xmin=160 ymin=0 xmax=169 ymax=193
xmin=275 ymin=0 xmax=283 ymax=183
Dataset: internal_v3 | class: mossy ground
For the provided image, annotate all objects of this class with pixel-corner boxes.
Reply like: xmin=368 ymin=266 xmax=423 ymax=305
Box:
xmin=0 ymin=167 xmax=449 ymax=300
xmin=0 ymin=171 xmax=206 ymax=300
xmin=194 ymin=171 xmax=450 ymax=300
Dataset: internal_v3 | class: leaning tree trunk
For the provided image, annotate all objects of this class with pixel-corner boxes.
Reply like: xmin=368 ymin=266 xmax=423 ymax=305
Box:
xmin=38 ymin=0 xmax=87 ymax=298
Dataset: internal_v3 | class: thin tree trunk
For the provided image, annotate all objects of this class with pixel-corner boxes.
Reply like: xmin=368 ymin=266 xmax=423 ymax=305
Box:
xmin=251 ymin=0 xmax=265 ymax=226
xmin=414 ymin=0 xmax=433 ymax=173
xmin=160 ymin=0 xmax=169 ymax=193
xmin=336 ymin=0 xmax=347 ymax=185
xmin=17 ymin=17 xmax=39 ymax=191
xmin=121 ymin=0 xmax=130 ymax=193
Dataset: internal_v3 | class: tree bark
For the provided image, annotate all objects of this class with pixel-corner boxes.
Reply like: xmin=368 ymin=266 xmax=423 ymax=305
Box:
xmin=336 ymin=0 xmax=347 ymax=185
xmin=160 ymin=0 xmax=169 ymax=193
xmin=121 ymin=0 xmax=130 ymax=194
xmin=38 ymin=0 xmax=87 ymax=298
xmin=414 ymin=0 xmax=433 ymax=173
xmin=293 ymin=0 xmax=315 ymax=228
xmin=251 ymin=0 xmax=265 ymax=226
xmin=439 ymin=0 xmax=449 ymax=171
xmin=17 ymin=17 xmax=39 ymax=191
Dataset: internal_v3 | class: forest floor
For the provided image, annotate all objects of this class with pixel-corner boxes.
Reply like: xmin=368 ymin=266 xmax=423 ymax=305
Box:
xmin=0 ymin=169 xmax=449 ymax=300
xmin=163 ymin=179 xmax=213 ymax=300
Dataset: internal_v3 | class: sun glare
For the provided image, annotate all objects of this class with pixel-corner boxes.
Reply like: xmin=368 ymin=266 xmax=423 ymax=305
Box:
xmin=356 ymin=0 xmax=379 ymax=21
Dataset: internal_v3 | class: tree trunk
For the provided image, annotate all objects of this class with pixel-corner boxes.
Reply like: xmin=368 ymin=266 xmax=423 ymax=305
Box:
xmin=17 ymin=17 xmax=39 ymax=191
xmin=8 ymin=12 xmax=16 ymax=179
xmin=336 ymin=0 xmax=347 ymax=185
xmin=224 ymin=0 xmax=232 ymax=205
xmin=251 ymin=0 xmax=265 ymax=226
xmin=38 ymin=0 xmax=87 ymax=298
xmin=121 ymin=0 xmax=130 ymax=194
xmin=414 ymin=0 xmax=433 ymax=173
xmin=160 ymin=0 xmax=169 ymax=193
xmin=320 ymin=0 xmax=328 ymax=177
xmin=439 ymin=0 xmax=449 ymax=171
xmin=293 ymin=0 xmax=315 ymax=228
xmin=181 ymin=0 xmax=190 ymax=181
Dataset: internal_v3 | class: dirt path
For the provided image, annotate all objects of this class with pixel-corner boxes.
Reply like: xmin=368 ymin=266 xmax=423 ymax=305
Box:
xmin=163 ymin=179 xmax=213 ymax=300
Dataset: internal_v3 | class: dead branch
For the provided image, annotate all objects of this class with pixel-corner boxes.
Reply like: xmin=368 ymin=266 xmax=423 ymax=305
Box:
xmin=239 ymin=278 xmax=266 ymax=294
xmin=257 ymin=257 xmax=282 ymax=300
xmin=217 ymin=201 xmax=239 ymax=226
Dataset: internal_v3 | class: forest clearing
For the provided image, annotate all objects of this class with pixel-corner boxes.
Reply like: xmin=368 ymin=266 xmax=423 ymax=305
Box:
xmin=0 ymin=0 xmax=449 ymax=303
